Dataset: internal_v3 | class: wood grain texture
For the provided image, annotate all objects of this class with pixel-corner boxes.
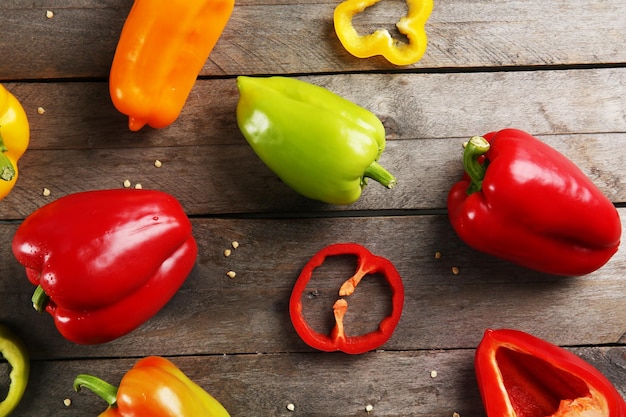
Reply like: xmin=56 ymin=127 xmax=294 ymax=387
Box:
xmin=0 ymin=0 xmax=624 ymax=415
xmin=6 ymin=347 xmax=626 ymax=416
xmin=1 ymin=213 xmax=624 ymax=360
xmin=2 ymin=0 xmax=626 ymax=79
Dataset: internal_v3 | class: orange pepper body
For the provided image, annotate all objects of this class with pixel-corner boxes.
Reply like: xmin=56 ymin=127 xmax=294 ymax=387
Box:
xmin=78 ymin=356 xmax=231 ymax=417
xmin=0 ymin=84 xmax=29 ymax=200
xmin=110 ymin=0 xmax=234 ymax=131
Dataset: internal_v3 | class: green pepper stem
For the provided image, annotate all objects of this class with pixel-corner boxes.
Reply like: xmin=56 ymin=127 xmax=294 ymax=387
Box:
xmin=31 ymin=285 xmax=50 ymax=313
xmin=73 ymin=374 xmax=118 ymax=407
xmin=463 ymin=136 xmax=490 ymax=194
xmin=0 ymin=132 xmax=16 ymax=182
xmin=363 ymin=160 xmax=397 ymax=189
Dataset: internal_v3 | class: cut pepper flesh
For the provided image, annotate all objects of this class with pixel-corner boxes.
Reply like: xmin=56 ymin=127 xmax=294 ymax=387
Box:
xmin=475 ymin=329 xmax=626 ymax=417
xmin=289 ymin=243 xmax=404 ymax=354
xmin=334 ymin=0 xmax=433 ymax=66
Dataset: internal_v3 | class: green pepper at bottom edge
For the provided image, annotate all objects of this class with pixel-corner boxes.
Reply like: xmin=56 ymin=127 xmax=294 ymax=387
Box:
xmin=0 ymin=324 xmax=29 ymax=417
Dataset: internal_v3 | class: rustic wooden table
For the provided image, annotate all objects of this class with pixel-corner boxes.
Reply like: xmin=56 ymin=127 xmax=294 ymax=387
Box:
xmin=1 ymin=0 xmax=625 ymax=416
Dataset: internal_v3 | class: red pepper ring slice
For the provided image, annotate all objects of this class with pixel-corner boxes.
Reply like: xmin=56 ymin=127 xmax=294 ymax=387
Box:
xmin=289 ymin=243 xmax=404 ymax=354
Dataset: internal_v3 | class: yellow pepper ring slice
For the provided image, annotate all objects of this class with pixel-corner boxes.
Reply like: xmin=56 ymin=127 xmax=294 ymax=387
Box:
xmin=333 ymin=0 xmax=433 ymax=66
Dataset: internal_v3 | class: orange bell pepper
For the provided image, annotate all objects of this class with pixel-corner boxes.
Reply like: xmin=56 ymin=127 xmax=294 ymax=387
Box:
xmin=74 ymin=356 xmax=231 ymax=416
xmin=110 ymin=0 xmax=234 ymax=131
xmin=0 ymin=84 xmax=29 ymax=200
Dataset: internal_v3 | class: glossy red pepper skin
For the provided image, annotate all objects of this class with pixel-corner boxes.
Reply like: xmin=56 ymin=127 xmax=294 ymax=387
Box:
xmin=289 ymin=243 xmax=404 ymax=354
xmin=12 ymin=189 xmax=197 ymax=344
xmin=475 ymin=328 xmax=626 ymax=417
xmin=448 ymin=129 xmax=622 ymax=276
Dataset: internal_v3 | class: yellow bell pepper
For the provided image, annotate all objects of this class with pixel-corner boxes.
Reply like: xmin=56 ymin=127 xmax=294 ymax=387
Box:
xmin=334 ymin=0 xmax=433 ymax=66
xmin=0 ymin=84 xmax=29 ymax=201
xmin=110 ymin=0 xmax=235 ymax=131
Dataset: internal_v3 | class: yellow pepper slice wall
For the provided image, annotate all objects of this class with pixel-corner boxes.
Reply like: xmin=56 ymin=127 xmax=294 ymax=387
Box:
xmin=334 ymin=0 xmax=433 ymax=66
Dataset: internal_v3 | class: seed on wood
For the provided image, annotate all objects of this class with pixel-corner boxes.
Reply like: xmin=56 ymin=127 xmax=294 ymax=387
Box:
xmin=226 ymin=271 xmax=236 ymax=279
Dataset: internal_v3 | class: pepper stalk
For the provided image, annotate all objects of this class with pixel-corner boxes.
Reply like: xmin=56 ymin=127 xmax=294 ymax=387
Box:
xmin=0 ymin=131 xmax=16 ymax=181
xmin=463 ymin=136 xmax=490 ymax=195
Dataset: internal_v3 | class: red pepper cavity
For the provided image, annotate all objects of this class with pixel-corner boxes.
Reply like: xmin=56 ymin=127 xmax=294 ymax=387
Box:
xmin=289 ymin=243 xmax=404 ymax=354
xmin=475 ymin=329 xmax=626 ymax=417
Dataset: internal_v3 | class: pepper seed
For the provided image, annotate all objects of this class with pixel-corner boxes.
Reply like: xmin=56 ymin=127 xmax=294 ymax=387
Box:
xmin=286 ymin=403 xmax=295 ymax=411
xmin=224 ymin=249 xmax=232 ymax=257
xmin=226 ymin=271 xmax=236 ymax=279
xmin=37 ymin=107 xmax=45 ymax=115
xmin=42 ymin=188 xmax=51 ymax=197
xmin=46 ymin=10 xmax=54 ymax=18
xmin=231 ymin=241 xmax=239 ymax=249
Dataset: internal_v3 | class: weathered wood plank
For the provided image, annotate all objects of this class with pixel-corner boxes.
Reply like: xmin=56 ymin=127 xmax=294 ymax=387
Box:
xmin=1 ymin=213 xmax=624 ymax=360
xmin=0 ymin=68 xmax=624 ymax=218
xmin=2 ymin=0 xmax=626 ymax=80
xmin=5 ymin=68 xmax=626 ymax=151
xmin=1 ymin=132 xmax=624 ymax=219
xmin=7 ymin=347 xmax=625 ymax=417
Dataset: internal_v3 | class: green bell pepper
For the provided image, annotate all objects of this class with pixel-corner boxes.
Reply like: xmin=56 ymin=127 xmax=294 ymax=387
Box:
xmin=236 ymin=76 xmax=396 ymax=205
xmin=0 ymin=324 xmax=29 ymax=417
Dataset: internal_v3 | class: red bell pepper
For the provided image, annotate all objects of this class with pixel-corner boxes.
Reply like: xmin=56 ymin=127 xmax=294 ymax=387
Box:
xmin=74 ymin=356 xmax=231 ymax=416
xmin=475 ymin=328 xmax=626 ymax=417
xmin=289 ymin=243 xmax=404 ymax=354
xmin=12 ymin=189 xmax=197 ymax=344
xmin=447 ymin=129 xmax=622 ymax=276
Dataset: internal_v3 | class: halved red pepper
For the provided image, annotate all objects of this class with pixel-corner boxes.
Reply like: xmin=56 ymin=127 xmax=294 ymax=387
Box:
xmin=475 ymin=328 xmax=626 ymax=417
xmin=289 ymin=243 xmax=404 ymax=354
xmin=448 ymin=129 xmax=622 ymax=276
xmin=12 ymin=189 xmax=197 ymax=344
